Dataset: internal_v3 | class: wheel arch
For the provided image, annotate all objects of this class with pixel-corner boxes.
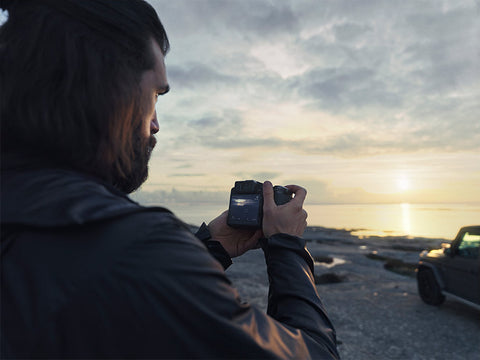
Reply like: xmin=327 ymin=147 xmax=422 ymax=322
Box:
xmin=417 ymin=262 xmax=445 ymax=290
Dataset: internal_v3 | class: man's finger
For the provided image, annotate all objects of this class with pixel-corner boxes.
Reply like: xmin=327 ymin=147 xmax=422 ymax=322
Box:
xmin=263 ymin=181 xmax=275 ymax=210
xmin=285 ymin=185 xmax=307 ymax=205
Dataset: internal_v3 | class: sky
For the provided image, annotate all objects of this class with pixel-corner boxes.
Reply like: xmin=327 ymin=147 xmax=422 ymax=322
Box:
xmin=6 ymin=1 xmax=477 ymax=205
xmin=135 ymin=0 xmax=479 ymax=205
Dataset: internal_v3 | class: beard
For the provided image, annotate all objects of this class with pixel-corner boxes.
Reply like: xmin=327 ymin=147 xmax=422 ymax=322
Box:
xmin=113 ymin=131 xmax=157 ymax=194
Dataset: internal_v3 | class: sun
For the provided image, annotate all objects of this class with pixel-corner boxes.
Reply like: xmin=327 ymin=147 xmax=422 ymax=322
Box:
xmin=396 ymin=175 xmax=410 ymax=191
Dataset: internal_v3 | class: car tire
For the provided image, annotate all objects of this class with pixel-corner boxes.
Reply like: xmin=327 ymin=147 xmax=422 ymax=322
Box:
xmin=417 ymin=268 xmax=445 ymax=305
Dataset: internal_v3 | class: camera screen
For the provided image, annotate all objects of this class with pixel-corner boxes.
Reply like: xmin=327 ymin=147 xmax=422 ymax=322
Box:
xmin=229 ymin=194 xmax=261 ymax=225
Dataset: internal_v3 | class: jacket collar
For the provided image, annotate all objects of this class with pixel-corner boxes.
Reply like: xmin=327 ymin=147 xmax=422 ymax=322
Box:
xmin=1 ymin=154 xmax=166 ymax=227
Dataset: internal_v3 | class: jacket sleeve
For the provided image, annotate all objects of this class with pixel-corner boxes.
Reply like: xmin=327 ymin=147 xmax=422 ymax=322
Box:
xmin=195 ymin=222 xmax=233 ymax=270
xmin=78 ymin=213 xmax=340 ymax=359
xmin=262 ymin=233 xmax=339 ymax=357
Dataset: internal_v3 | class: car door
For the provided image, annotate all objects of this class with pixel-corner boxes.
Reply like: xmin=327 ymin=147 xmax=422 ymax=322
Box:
xmin=443 ymin=229 xmax=480 ymax=304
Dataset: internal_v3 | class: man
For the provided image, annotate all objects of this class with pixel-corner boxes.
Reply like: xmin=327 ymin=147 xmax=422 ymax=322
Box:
xmin=0 ymin=0 xmax=339 ymax=358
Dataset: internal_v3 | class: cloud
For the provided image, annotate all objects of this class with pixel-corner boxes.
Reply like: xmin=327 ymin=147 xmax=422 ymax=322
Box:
xmin=151 ymin=0 xmax=480 ymax=159
xmin=131 ymin=188 xmax=226 ymax=204
xmin=177 ymin=1 xmax=300 ymax=39
xmin=167 ymin=63 xmax=239 ymax=88
xmin=169 ymin=173 xmax=206 ymax=177
xmin=162 ymin=106 xmax=479 ymax=158
xmin=153 ymin=0 xmax=301 ymax=51
xmin=333 ymin=22 xmax=372 ymax=43
xmin=250 ymin=172 xmax=283 ymax=181
xmin=296 ymin=67 xmax=403 ymax=112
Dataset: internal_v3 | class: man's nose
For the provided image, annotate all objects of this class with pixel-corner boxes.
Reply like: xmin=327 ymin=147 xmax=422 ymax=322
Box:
xmin=151 ymin=111 xmax=160 ymax=134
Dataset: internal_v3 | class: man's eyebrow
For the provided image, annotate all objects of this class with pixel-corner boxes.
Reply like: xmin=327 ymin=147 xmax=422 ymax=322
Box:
xmin=158 ymin=85 xmax=170 ymax=95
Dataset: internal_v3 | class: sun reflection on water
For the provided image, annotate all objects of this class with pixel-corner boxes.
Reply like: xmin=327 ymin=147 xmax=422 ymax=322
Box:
xmin=401 ymin=203 xmax=411 ymax=235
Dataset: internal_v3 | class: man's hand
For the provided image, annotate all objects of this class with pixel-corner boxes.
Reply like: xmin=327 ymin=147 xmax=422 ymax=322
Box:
xmin=262 ymin=181 xmax=308 ymax=238
xmin=208 ymin=211 xmax=263 ymax=258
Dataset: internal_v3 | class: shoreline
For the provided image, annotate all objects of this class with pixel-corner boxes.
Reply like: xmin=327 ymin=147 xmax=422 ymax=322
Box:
xmin=188 ymin=223 xmax=451 ymax=254
xmin=305 ymin=225 xmax=449 ymax=252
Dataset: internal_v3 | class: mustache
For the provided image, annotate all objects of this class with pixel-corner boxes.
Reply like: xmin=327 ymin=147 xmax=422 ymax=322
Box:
xmin=147 ymin=135 xmax=157 ymax=154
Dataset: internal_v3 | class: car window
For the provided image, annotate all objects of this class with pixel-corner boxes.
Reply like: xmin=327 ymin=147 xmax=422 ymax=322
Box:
xmin=457 ymin=231 xmax=480 ymax=259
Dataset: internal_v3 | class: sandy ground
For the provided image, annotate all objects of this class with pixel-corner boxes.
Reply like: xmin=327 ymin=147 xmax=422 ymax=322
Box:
xmin=226 ymin=227 xmax=480 ymax=360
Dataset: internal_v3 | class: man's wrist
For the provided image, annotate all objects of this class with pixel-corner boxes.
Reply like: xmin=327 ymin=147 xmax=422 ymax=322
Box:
xmin=195 ymin=222 xmax=212 ymax=243
xmin=195 ymin=223 xmax=232 ymax=270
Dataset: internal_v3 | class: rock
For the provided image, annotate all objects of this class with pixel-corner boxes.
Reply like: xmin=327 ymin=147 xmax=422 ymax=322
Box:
xmin=315 ymin=272 xmax=346 ymax=284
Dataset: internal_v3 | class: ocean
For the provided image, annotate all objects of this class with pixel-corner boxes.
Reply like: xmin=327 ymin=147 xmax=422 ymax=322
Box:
xmin=160 ymin=202 xmax=480 ymax=241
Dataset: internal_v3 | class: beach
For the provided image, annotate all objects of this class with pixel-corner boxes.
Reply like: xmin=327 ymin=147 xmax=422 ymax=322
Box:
xmin=225 ymin=226 xmax=480 ymax=360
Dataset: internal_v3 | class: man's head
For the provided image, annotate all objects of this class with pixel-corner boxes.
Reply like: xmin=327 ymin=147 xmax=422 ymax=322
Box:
xmin=115 ymin=38 xmax=170 ymax=193
xmin=0 ymin=0 xmax=170 ymax=193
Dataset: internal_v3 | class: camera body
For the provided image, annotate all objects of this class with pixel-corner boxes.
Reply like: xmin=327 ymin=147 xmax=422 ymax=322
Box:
xmin=227 ymin=180 xmax=293 ymax=228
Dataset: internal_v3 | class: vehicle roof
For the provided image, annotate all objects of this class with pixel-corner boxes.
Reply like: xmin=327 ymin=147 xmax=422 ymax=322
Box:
xmin=459 ymin=225 xmax=480 ymax=232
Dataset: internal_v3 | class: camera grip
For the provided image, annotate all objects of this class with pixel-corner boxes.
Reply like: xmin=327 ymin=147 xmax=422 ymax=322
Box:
xmin=273 ymin=186 xmax=293 ymax=205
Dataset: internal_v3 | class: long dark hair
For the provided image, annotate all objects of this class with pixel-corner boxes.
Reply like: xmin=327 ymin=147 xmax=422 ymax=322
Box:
xmin=0 ymin=0 xmax=169 ymax=185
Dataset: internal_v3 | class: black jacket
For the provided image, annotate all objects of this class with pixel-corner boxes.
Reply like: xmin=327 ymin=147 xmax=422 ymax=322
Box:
xmin=1 ymin=161 xmax=339 ymax=359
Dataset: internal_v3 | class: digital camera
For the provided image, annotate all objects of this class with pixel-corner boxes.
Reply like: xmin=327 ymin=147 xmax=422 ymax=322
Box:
xmin=227 ymin=180 xmax=293 ymax=228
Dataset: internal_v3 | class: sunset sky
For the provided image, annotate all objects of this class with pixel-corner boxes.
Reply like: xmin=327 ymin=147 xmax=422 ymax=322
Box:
xmin=139 ymin=0 xmax=479 ymax=205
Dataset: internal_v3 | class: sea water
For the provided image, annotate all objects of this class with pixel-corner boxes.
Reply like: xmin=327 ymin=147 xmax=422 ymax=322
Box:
xmin=157 ymin=202 xmax=479 ymax=241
